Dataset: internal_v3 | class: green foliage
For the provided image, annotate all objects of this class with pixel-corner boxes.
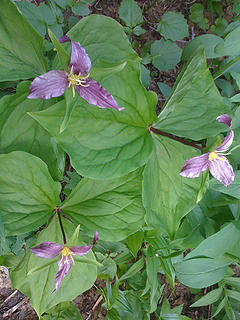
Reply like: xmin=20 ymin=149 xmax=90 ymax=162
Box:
xmin=61 ymin=168 xmax=145 ymax=241
xmin=151 ymin=39 xmax=182 ymax=71
xmin=41 ymin=302 xmax=82 ymax=319
xmin=189 ymin=4 xmax=209 ymax=30
xmin=0 ymin=0 xmax=47 ymax=81
xmin=157 ymin=11 xmax=189 ymax=41
xmin=0 ymin=151 xmax=61 ymax=236
xmin=118 ymin=0 xmax=143 ymax=28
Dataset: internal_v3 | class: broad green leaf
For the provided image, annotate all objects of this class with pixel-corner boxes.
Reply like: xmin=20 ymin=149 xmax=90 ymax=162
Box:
xmin=211 ymin=17 xmax=228 ymax=36
xmin=61 ymin=169 xmax=145 ymax=241
xmin=215 ymin=26 xmax=240 ymax=57
xmin=157 ymin=11 xmax=189 ymax=41
xmin=191 ymin=287 xmax=223 ymax=307
xmin=174 ymin=258 xmax=229 ymax=288
xmin=10 ymin=216 xmax=97 ymax=316
xmin=126 ymin=230 xmax=143 ymax=258
xmin=226 ymin=289 xmax=240 ymax=302
xmin=186 ymin=222 xmax=240 ymax=260
xmin=0 ymin=0 xmax=46 ymax=81
xmin=30 ymin=63 xmax=157 ymax=179
xmin=67 ymin=14 xmax=139 ymax=72
xmin=182 ymin=34 xmax=224 ymax=60
xmin=210 ymin=171 xmax=240 ymax=199
xmin=151 ymin=39 xmax=182 ymax=71
xmin=0 ymin=151 xmax=61 ymax=235
xmin=154 ymin=48 xmax=227 ymax=140
xmin=0 ymin=82 xmax=65 ymax=181
xmin=41 ymin=302 xmax=82 ymax=320
xmin=143 ymin=134 xmax=202 ymax=238
xmin=118 ymin=0 xmax=143 ymax=28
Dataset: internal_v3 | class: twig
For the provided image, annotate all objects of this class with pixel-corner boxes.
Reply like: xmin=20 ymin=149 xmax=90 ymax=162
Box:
xmin=86 ymin=295 xmax=103 ymax=320
xmin=3 ymin=297 xmax=28 ymax=319
xmin=1 ymin=290 xmax=18 ymax=307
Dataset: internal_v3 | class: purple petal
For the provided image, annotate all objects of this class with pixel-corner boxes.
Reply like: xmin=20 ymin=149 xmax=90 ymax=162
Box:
xmin=76 ymin=78 xmax=124 ymax=111
xmin=70 ymin=245 xmax=92 ymax=256
xmin=27 ymin=70 xmax=68 ymax=100
xmin=58 ymin=35 xmax=71 ymax=43
xmin=216 ymin=114 xmax=234 ymax=152
xmin=30 ymin=242 xmax=63 ymax=258
xmin=69 ymin=41 xmax=91 ymax=75
xmin=209 ymin=156 xmax=234 ymax=187
xmin=180 ymin=153 xmax=209 ymax=178
xmin=54 ymin=255 xmax=73 ymax=292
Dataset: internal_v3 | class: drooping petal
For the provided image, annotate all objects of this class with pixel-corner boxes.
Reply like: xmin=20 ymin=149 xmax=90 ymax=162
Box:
xmin=69 ymin=41 xmax=91 ymax=76
xmin=216 ymin=114 xmax=234 ymax=152
xmin=70 ymin=245 xmax=92 ymax=256
xmin=30 ymin=242 xmax=64 ymax=258
xmin=27 ymin=70 xmax=68 ymax=100
xmin=54 ymin=255 xmax=73 ymax=292
xmin=76 ymin=78 xmax=124 ymax=111
xmin=208 ymin=156 xmax=234 ymax=187
xmin=180 ymin=153 xmax=209 ymax=178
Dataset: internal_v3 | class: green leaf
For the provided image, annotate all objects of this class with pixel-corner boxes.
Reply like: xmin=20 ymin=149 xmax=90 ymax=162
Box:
xmin=210 ymin=171 xmax=240 ymax=199
xmin=41 ymin=302 xmax=82 ymax=320
xmin=119 ymin=257 xmax=144 ymax=281
xmin=72 ymin=3 xmax=90 ymax=16
xmin=143 ymin=134 xmax=203 ymax=238
xmin=48 ymin=29 xmax=69 ymax=72
xmin=0 ymin=0 xmax=47 ymax=81
xmin=126 ymin=230 xmax=143 ymax=258
xmin=157 ymin=82 xmax=172 ymax=99
xmin=157 ymin=11 xmax=189 ymax=41
xmin=211 ymin=17 xmax=228 ymax=36
xmin=151 ymin=39 xmax=182 ymax=71
xmin=189 ymin=4 xmax=209 ymax=30
xmin=226 ymin=289 xmax=240 ymax=302
xmin=67 ymin=14 xmax=139 ymax=74
xmin=61 ymin=169 xmax=145 ymax=241
xmin=215 ymin=26 xmax=240 ymax=57
xmin=118 ymin=0 xmax=143 ymax=28
xmin=0 ymin=151 xmax=61 ymax=235
xmin=153 ymin=48 xmax=227 ymax=140
xmin=30 ymin=63 xmax=157 ymax=179
xmin=182 ymin=34 xmax=224 ymax=60
xmin=190 ymin=287 xmax=223 ymax=307
xmin=0 ymin=82 xmax=65 ymax=181
xmin=10 ymin=216 xmax=97 ymax=317
xmin=231 ymin=71 xmax=240 ymax=90
xmin=140 ymin=64 xmax=151 ymax=88
xmin=174 ymin=258 xmax=229 ymax=288
xmin=186 ymin=222 xmax=240 ymax=259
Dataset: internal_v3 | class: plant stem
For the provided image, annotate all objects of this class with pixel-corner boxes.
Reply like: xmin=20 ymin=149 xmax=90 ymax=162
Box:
xmin=149 ymin=126 xmax=203 ymax=151
xmin=213 ymin=54 xmax=240 ymax=80
xmin=56 ymin=207 xmax=66 ymax=244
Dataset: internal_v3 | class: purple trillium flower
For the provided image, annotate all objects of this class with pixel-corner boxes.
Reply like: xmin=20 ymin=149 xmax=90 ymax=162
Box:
xmin=27 ymin=39 xmax=123 ymax=111
xmin=30 ymin=241 xmax=93 ymax=292
xmin=180 ymin=114 xmax=234 ymax=187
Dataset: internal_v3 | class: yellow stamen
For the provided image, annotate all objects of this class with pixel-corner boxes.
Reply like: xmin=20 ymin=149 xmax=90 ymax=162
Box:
xmin=60 ymin=247 xmax=74 ymax=264
xmin=67 ymin=67 xmax=90 ymax=96
xmin=208 ymin=152 xmax=226 ymax=162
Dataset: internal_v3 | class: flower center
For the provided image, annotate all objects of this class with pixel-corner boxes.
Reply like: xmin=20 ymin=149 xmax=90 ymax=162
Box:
xmin=61 ymin=247 xmax=73 ymax=264
xmin=208 ymin=152 xmax=225 ymax=162
xmin=67 ymin=66 xmax=90 ymax=97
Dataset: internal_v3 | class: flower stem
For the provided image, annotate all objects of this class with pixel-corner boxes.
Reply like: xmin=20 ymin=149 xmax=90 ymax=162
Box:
xmin=149 ymin=126 xmax=203 ymax=151
xmin=213 ymin=54 xmax=240 ymax=80
xmin=56 ymin=207 xmax=66 ymax=244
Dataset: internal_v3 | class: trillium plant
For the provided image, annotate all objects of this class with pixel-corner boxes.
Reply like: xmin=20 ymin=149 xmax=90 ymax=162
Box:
xmin=0 ymin=0 xmax=239 ymax=319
